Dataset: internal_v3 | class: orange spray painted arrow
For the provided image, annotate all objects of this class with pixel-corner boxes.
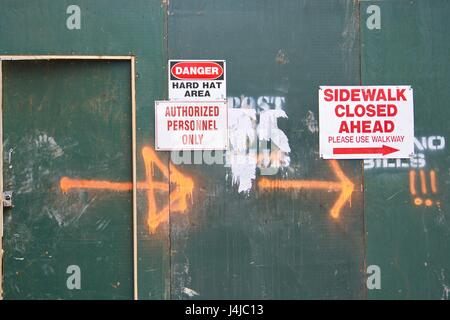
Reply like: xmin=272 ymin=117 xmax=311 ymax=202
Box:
xmin=60 ymin=146 xmax=194 ymax=234
xmin=258 ymin=160 xmax=354 ymax=219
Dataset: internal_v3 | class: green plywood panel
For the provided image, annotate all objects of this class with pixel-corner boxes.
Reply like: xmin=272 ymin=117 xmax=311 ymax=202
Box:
xmin=2 ymin=60 xmax=133 ymax=299
xmin=168 ymin=0 xmax=365 ymax=299
xmin=0 ymin=0 xmax=168 ymax=299
xmin=361 ymin=0 xmax=450 ymax=299
xmin=0 ymin=0 xmax=447 ymax=301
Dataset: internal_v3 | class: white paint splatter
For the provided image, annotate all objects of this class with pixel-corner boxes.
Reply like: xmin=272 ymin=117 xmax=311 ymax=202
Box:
xmin=229 ymin=154 xmax=257 ymax=193
xmin=182 ymin=287 xmax=200 ymax=297
xmin=442 ymin=285 xmax=450 ymax=300
xmin=227 ymin=108 xmax=258 ymax=193
xmin=258 ymin=109 xmax=291 ymax=153
xmin=303 ymin=110 xmax=319 ymax=133
xmin=35 ymin=133 xmax=64 ymax=158
xmin=228 ymin=108 xmax=257 ymax=152
xmin=45 ymin=195 xmax=96 ymax=227
xmin=8 ymin=131 xmax=65 ymax=195
xmin=226 ymin=107 xmax=291 ymax=193
xmin=439 ymin=269 xmax=449 ymax=300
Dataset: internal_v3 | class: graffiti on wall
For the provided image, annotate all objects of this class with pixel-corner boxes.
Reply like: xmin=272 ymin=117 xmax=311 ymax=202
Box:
xmin=364 ymin=134 xmax=445 ymax=208
xmin=60 ymin=146 xmax=194 ymax=233
xmin=258 ymin=159 xmax=354 ymax=219
xmin=409 ymin=169 xmax=440 ymax=207
xmin=58 ymin=96 xmax=355 ymax=229
xmin=226 ymin=95 xmax=291 ymax=192
xmin=169 ymin=95 xmax=292 ymax=193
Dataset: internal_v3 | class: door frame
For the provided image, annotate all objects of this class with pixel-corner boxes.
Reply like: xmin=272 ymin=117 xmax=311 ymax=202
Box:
xmin=0 ymin=55 xmax=138 ymax=300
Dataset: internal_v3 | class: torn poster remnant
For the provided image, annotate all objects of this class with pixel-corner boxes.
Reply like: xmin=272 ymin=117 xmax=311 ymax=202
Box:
xmin=226 ymin=96 xmax=291 ymax=193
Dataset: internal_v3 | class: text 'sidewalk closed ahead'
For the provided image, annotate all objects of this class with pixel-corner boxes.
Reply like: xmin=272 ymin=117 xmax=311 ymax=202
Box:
xmin=319 ymin=85 xmax=414 ymax=159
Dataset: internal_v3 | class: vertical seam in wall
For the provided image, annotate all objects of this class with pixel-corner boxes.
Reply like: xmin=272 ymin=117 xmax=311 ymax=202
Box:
xmin=357 ymin=0 xmax=368 ymax=300
xmin=0 ymin=60 xmax=3 ymax=300
xmin=164 ymin=0 xmax=171 ymax=301
xmin=131 ymin=56 xmax=139 ymax=300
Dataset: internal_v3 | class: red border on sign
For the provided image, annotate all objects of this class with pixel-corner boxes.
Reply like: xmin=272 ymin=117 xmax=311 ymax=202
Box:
xmin=154 ymin=100 xmax=229 ymax=151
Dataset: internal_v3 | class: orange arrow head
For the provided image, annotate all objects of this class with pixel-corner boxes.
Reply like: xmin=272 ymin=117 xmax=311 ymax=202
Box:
xmin=140 ymin=146 xmax=194 ymax=233
xmin=258 ymin=160 xmax=354 ymax=219
xmin=328 ymin=160 xmax=354 ymax=219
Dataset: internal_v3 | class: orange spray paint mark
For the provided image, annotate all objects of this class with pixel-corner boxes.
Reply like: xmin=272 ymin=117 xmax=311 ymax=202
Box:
xmin=419 ymin=169 xmax=427 ymax=194
xmin=414 ymin=197 xmax=423 ymax=206
xmin=256 ymin=149 xmax=288 ymax=168
xmin=258 ymin=160 xmax=354 ymax=219
xmin=409 ymin=169 xmax=439 ymax=207
xmin=60 ymin=146 xmax=194 ymax=234
xmin=409 ymin=170 xmax=417 ymax=196
xmin=430 ymin=170 xmax=437 ymax=194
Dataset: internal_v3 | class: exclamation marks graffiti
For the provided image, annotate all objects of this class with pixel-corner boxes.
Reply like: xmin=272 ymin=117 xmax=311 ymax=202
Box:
xmin=409 ymin=169 xmax=439 ymax=207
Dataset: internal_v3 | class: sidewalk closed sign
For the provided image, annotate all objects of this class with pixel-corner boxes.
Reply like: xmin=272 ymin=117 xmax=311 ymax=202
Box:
xmin=319 ymin=85 xmax=414 ymax=159
xmin=155 ymin=100 xmax=228 ymax=150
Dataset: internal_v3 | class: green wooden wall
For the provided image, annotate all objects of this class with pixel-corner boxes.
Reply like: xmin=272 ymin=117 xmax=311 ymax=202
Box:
xmin=361 ymin=0 xmax=450 ymax=299
xmin=0 ymin=0 xmax=168 ymax=299
xmin=0 ymin=0 xmax=448 ymax=300
xmin=2 ymin=60 xmax=134 ymax=299
xmin=168 ymin=0 xmax=364 ymax=299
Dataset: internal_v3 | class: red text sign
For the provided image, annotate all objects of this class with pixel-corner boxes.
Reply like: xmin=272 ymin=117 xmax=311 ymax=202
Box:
xmin=155 ymin=100 xmax=228 ymax=150
xmin=319 ymin=86 xmax=414 ymax=159
xmin=169 ymin=60 xmax=226 ymax=101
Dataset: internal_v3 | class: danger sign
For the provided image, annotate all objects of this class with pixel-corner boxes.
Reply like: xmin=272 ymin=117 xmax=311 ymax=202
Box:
xmin=319 ymin=85 xmax=414 ymax=159
xmin=155 ymin=100 xmax=228 ymax=150
xmin=168 ymin=60 xmax=226 ymax=101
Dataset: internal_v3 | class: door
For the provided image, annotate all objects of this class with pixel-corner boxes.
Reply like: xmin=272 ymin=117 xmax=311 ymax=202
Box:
xmin=1 ymin=59 xmax=134 ymax=299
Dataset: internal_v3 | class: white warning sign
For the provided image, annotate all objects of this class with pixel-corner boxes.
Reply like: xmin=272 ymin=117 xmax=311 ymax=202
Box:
xmin=168 ymin=60 xmax=226 ymax=101
xmin=319 ymin=85 xmax=414 ymax=159
xmin=155 ymin=100 xmax=228 ymax=150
